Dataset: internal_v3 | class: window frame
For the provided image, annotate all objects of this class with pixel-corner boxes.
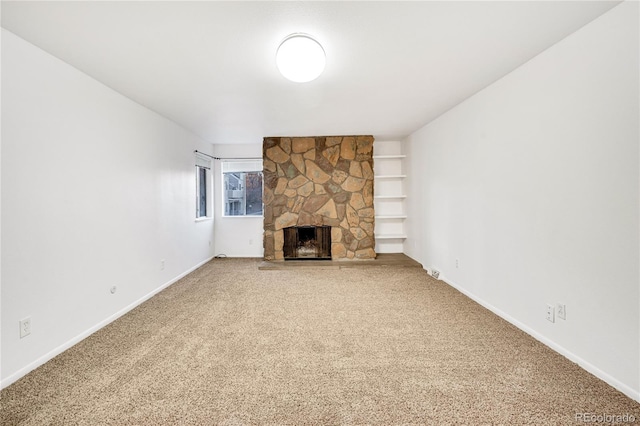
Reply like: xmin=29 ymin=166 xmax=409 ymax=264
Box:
xmin=221 ymin=161 xmax=264 ymax=218
xmin=195 ymin=154 xmax=213 ymax=221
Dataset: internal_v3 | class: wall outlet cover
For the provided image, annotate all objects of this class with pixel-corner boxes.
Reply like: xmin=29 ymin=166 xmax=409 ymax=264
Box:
xmin=557 ymin=303 xmax=566 ymax=320
xmin=546 ymin=304 xmax=555 ymax=323
xmin=19 ymin=318 xmax=31 ymax=338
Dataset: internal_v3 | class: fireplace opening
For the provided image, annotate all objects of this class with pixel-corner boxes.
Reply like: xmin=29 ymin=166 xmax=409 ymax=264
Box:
xmin=283 ymin=226 xmax=331 ymax=260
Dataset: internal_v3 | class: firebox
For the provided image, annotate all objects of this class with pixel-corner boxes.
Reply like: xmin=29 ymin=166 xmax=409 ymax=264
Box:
xmin=283 ymin=226 xmax=331 ymax=260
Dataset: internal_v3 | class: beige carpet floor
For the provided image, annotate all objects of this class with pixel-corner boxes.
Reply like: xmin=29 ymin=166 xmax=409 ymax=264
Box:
xmin=1 ymin=258 xmax=638 ymax=425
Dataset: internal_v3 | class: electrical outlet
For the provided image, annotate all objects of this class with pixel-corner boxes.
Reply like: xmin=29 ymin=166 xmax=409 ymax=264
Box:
xmin=557 ymin=303 xmax=566 ymax=320
xmin=546 ymin=304 xmax=555 ymax=323
xmin=431 ymin=269 xmax=440 ymax=279
xmin=20 ymin=317 xmax=31 ymax=338
xmin=455 ymin=259 xmax=459 ymax=268
xmin=160 ymin=260 xmax=165 ymax=270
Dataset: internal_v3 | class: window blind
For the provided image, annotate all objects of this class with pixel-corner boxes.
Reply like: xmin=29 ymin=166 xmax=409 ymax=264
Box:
xmin=195 ymin=153 xmax=212 ymax=169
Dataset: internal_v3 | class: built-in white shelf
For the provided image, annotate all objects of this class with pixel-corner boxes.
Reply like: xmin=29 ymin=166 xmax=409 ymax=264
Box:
xmin=373 ymin=155 xmax=407 ymax=159
xmin=374 ymin=141 xmax=407 ymax=253
xmin=376 ymin=234 xmax=408 ymax=240
xmin=374 ymin=195 xmax=406 ymax=199
xmin=374 ymin=175 xmax=406 ymax=179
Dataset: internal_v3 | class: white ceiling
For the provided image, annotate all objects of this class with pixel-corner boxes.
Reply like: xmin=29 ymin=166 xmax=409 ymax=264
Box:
xmin=1 ymin=1 xmax=621 ymax=145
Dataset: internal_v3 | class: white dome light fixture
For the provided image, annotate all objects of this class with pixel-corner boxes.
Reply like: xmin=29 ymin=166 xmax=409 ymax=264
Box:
xmin=276 ymin=33 xmax=326 ymax=83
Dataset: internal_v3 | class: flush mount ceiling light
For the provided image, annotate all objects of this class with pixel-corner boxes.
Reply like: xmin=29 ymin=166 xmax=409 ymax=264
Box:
xmin=276 ymin=33 xmax=326 ymax=83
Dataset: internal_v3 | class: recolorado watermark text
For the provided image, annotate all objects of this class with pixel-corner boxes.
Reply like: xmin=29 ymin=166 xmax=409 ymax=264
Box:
xmin=575 ymin=413 xmax=636 ymax=424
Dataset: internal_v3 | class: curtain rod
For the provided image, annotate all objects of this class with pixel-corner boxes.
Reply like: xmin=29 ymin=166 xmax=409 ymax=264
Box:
xmin=194 ymin=150 xmax=261 ymax=161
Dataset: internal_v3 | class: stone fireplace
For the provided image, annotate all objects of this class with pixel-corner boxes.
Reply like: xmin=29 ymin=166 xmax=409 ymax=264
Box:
xmin=263 ymin=136 xmax=376 ymax=261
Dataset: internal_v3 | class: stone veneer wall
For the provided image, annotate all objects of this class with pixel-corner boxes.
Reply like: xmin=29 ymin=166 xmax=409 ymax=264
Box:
xmin=263 ymin=136 xmax=376 ymax=261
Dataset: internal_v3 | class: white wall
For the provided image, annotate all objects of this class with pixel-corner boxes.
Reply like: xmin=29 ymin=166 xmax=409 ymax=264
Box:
xmin=1 ymin=30 xmax=215 ymax=387
xmin=0 ymin=22 xmax=4 ymax=383
xmin=405 ymin=2 xmax=639 ymax=400
xmin=212 ymin=143 xmax=264 ymax=257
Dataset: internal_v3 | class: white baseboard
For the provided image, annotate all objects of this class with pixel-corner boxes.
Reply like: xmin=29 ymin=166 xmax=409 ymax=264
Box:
xmin=440 ymin=274 xmax=640 ymax=403
xmin=1 ymin=256 xmax=214 ymax=390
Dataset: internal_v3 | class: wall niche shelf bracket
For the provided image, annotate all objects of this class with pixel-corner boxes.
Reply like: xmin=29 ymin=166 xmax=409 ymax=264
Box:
xmin=374 ymin=195 xmax=407 ymax=199
xmin=374 ymin=175 xmax=406 ymax=179
xmin=373 ymin=155 xmax=407 ymax=159
xmin=376 ymin=234 xmax=408 ymax=240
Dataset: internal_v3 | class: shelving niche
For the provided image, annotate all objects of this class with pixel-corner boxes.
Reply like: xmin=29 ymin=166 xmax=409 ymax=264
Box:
xmin=374 ymin=141 xmax=407 ymax=254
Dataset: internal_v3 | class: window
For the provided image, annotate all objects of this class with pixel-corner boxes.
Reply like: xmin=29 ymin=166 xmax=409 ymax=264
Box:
xmin=196 ymin=154 xmax=212 ymax=219
xmin=222 ymin=160 xmax=263 ymax=216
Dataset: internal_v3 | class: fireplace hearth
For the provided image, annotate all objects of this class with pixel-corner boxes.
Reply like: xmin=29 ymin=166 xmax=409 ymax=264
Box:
xmin=283 ymin=226 xmax=331 ymax=260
